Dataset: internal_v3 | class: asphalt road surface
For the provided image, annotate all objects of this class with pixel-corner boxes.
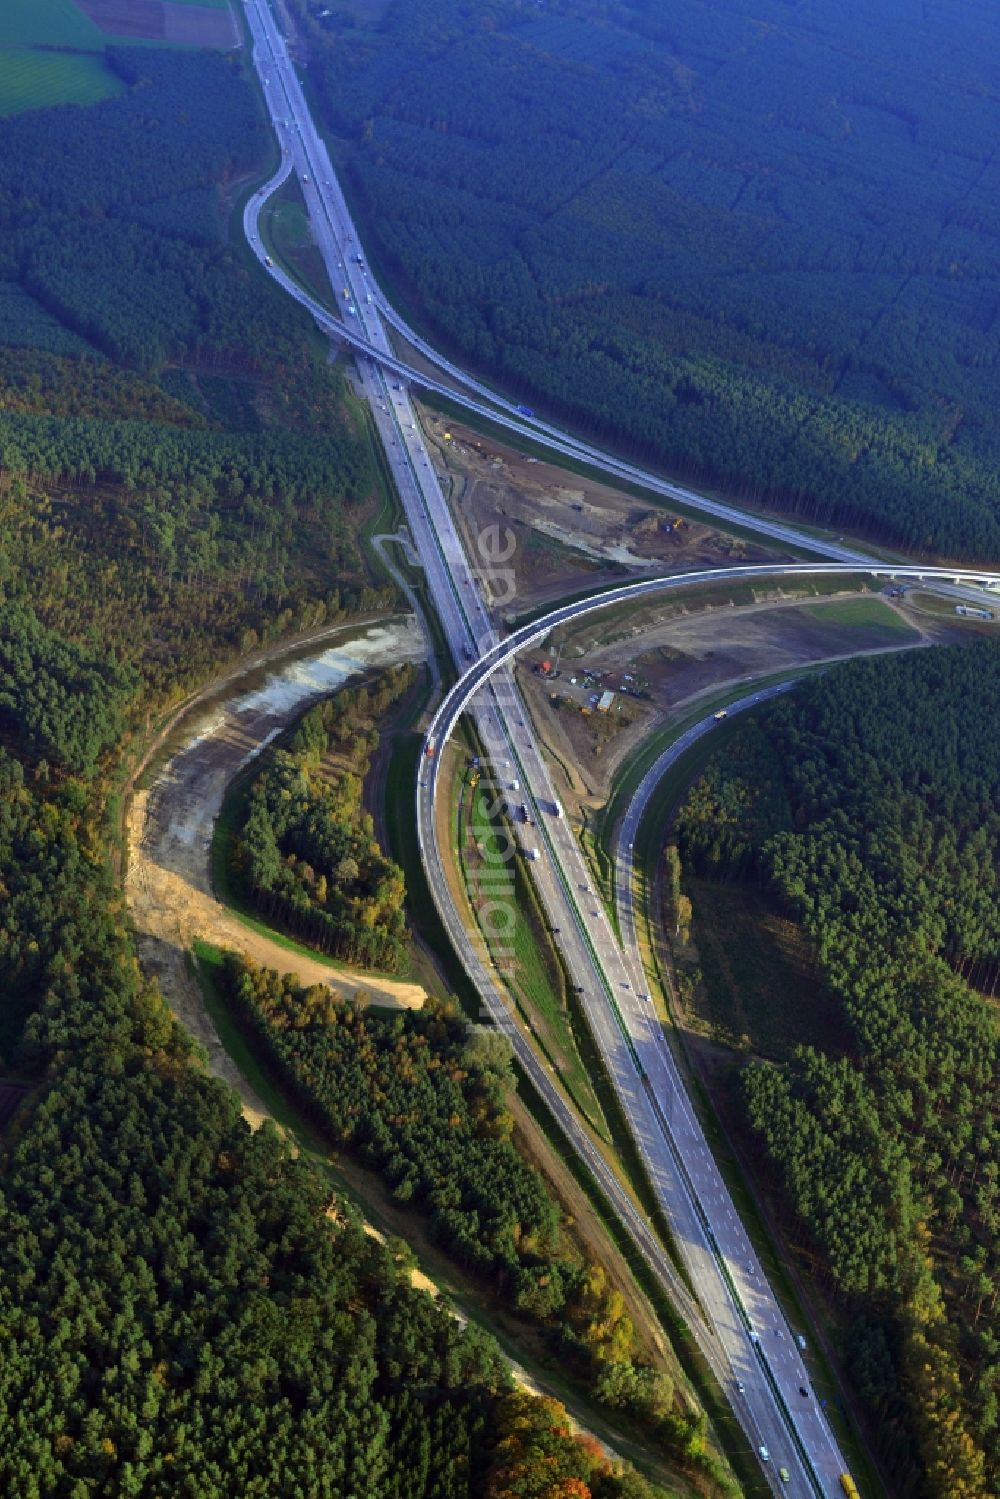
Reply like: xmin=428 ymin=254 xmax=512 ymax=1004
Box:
xmin=235 ymin=3 xmax=1000 ymax=1491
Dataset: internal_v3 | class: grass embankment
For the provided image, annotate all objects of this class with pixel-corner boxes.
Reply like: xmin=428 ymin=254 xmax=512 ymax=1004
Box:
xmin=259 ymin=176 xmax=338 ymax=312
xmin=456 ymin=766 xmax=609 ymax=1138
xmin=543 ymin=572 xmax=872 ymax=646
xmin=447 ymin=741 xmax=711 ymax=1316
xmin=596 ymin=593 xmax=905 ymax=864
xmin=910 ymin=589 xmax=1000 ymax=623
xmin=800 ymin=595 xmax=918 ymax=634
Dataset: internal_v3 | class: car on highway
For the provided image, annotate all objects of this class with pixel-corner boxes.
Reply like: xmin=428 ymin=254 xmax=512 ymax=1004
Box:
xmin=799 ymin=1385 xmax=809 ymax=1397
xmin=241 ymin=12 xmax=862 ymax=1480
xmin=736 ymin=1380 xmax=745 ymax=1394
xmin=758 ymin=1445 xmax=770 ymax=1463
xmin=779 ymin=1467 xmax=790 ymax=1484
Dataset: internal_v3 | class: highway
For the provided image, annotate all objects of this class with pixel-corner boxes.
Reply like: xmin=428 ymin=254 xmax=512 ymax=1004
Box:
xmin=417 ymin=561 xmax=999 ymax=1497
xmin=423 ymin=562 xmax=1000 ymax=754
xmin=238 ymin=1 xmax=999 ymax=609
xmin=239 ymin=2 xmax=740 ymax=1413
xmin=235 ymin=3 xmax=1000 ymax=1491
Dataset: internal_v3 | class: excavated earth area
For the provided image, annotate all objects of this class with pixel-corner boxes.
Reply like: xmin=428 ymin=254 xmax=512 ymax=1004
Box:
xmin=419 ymin=409 xmax=785 ymax=614
xmin=519 ymin=593 xmax=947 ymax=810
xmin=126 ymin=619 xmax=428 ymax=1121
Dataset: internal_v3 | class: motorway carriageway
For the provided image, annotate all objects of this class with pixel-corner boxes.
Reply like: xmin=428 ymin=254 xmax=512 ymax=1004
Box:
xmin=235 ymin=2 xmax=1000 ymax=1490
xmin=419 ymin=561 xmax=1000 ymax=1496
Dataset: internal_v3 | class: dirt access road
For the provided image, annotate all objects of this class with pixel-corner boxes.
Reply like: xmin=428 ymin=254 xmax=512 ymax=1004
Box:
xmin=419 ymin=409 xmax=783 ymax=616
xmin=521 ymin=592 xmax=939 ymax=811
xmin=126 ymin=618 xmax=427 ymax=1123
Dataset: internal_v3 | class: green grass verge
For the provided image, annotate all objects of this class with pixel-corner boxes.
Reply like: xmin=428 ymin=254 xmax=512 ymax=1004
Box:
xmin=383 ymin=731 xmax=483 ymax=1016
xmin=801 ymin=596 xmax=918 ymax=635
xmin=260 ymin=177 xmax=337 ymax=311
xmin=458 ymin=770 xmax=609 ymax=1137
xmin=910 ymin=588 xmax=1000 ymax=623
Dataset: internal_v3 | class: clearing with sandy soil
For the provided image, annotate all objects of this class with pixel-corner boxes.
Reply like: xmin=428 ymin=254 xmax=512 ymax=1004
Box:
xmin=518 ymin=591 xmax=945 ymax=811
xmin=126 ymin=619 xmax=427 ymax=1122
xmin=419 ymin=408 xmax=785 ymax=618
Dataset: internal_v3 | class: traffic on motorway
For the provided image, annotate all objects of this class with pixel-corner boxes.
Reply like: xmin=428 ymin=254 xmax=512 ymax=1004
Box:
xmin=233 ymin=2 xmax=1000 ymax=1490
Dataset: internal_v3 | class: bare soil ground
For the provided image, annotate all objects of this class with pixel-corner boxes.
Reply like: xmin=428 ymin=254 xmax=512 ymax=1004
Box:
xmin=520 ymin=592 xmax=942 ymax=812
xmin=419 ymin=409 xmax=785 ymax=618
xmin=125 ymin=619 xmax=428 ymax=1126
xmin=74 ymin=0 xmax=237 ymax=46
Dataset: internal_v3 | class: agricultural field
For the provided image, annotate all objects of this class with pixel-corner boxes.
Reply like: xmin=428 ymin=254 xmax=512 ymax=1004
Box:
xmin=0 ymin=0 xmax=118 ymax=113
xmin=74 ymin=0 xmax=238 ymax=47
xmin=0 ymin=48 xmax=122 ymax=115
xmin=0 ymin=0 xmax=237 ymax=108
xmin=0 ymin=0 xmax=105 ymax=49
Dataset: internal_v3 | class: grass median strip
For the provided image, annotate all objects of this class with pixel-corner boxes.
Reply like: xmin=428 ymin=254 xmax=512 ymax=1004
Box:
xmin=456 ymin=764 xmax=610 ymax=1138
